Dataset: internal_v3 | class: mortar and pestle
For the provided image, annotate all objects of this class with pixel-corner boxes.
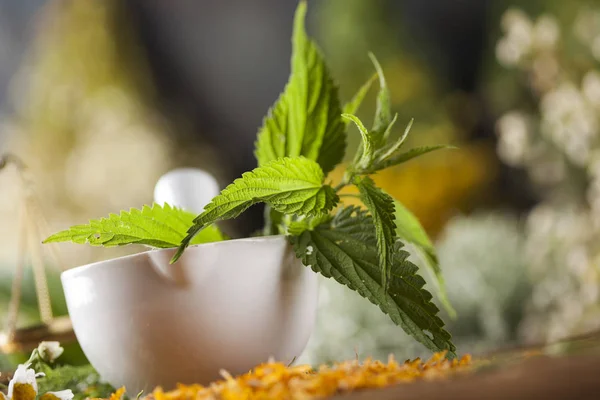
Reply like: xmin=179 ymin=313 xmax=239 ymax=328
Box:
xmin=60 ymin=169 xmax=319 ymax=393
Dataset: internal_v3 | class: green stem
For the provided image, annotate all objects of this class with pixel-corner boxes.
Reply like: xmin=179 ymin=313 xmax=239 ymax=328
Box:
xmin=26 ymin=349 xmax=40 ymax=365
xmin=334 ymin=171 xmax=356 ymax=193
xmin=333 ymin=181 xmax=348 ymax=192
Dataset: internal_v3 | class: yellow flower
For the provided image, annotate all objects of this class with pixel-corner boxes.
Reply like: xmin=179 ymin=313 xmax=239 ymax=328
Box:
xmin=7 ymin=363 xmax=45 ymax=400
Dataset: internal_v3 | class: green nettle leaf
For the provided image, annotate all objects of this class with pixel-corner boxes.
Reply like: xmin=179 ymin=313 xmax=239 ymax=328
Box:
xmin=394 ymin=200 xmax=456 ymax=317
xmin=354 ymin=176 xmax=397 ymax=291
xmin=173 ymin=156 xmax=338 ymax=262
xmin=378 ymin=117 xmax=411 ymax=161
xmin=345 ymin=55 xmax=454 ymax=175
xmin=345 ymin=115 xmax=453 ymax=174
xmin=373 ymin=145 xmax=455 ymax=173
xmin=342 ymin=73 xmax=377 ymax=119
xmin=290 ymin=206 xmax=456 ymax=356
xmin=43 ymin=203 xmax=225 ymax=248
xmin=285 ymin=214 xmax=333 ymax=236
xmin=368 ymin=53 xmax=392 ymax=148
xmin=342 ymin=113 xmax=375 ymax=169
xmin=254 ymin=0 xmax=345 ymax=175
xmin=393 ymin=200 xmax=434 ymax=254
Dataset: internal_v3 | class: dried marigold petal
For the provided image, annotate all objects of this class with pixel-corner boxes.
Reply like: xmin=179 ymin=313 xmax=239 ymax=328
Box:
xmin=114 ymin=352 xmax=472 ymax=400
xmin=108 ymin=387 xmax=126 ymax=400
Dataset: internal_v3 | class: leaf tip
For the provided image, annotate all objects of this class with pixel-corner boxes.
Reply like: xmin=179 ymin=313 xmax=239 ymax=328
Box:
xmin=293 ymin=0 xmax=308 ymax=34
xmin=367 ymin=52 xmax=385 ymax=86
xmin=170 ymin=246 xmax=185 ymax=264
xmin=42 ymin=233 xmax=61 ymax=244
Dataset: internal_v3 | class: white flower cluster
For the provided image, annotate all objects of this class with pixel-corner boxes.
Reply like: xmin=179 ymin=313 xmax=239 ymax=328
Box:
xmin=520 ymin=205 xmax=600 ymax=343
xmin=496 ymin=6 xmax=600 ymax=344
xmin=496 ymin=9 xmax=560 ymax=69
xmin=1 ymin=342 xmax=74 ymax=400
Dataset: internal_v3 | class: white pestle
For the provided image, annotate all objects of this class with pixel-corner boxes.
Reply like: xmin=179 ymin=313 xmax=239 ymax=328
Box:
xmin=153 ymin=168 xmax=220 ymax=214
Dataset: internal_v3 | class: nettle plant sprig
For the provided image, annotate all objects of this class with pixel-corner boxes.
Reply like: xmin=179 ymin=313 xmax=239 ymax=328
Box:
xmin=45 ymin=2 xmax=456 ymax=356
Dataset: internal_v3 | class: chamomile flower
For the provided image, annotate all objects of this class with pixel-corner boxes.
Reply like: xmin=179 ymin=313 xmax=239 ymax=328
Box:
xmin=7 ymin=363 xmax=45 ymax=400
xmin=37 ymin=341 xmax=64 ymax=363
xmin=39 ymin=390 xmax=75 ymax=400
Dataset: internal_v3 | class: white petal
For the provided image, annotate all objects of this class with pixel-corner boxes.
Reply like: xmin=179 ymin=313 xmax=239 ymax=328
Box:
xmin=38 ymin=341 xmax=65 ymax=363
xmin=8 ymin=363 xmax=41 ymax=397
xmin=46 ymin=390 xmax=74 ymax=400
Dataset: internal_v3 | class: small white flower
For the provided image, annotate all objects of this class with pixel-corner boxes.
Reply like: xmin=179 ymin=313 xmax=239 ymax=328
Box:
xmin=496 ymin=37 xmax=523 ymax=67
xmin=7 ymin=363 xmax=45 ymax=400
xmin=533 ymin=15 xmax=560 ymax=49
xmin=41 ymin=390 xmax=74 ymax=400
xmin=37 ymin=341 xmax=64 ymax=363
xmin=306 ymin=245 xmax=314 ymax=256
xmin=501 ymin=8 xmax=532 ymax=36
xmin=496 ymin=111 xmax=531 ymax=166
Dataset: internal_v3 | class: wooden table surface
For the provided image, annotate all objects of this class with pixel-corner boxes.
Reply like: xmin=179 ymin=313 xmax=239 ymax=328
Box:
xmin=2 ymin=332 xmax=600 ymax=398
xmin=333 ymin=331 xmax=600 ymax=400
xmin=333 ymin=353 xmax=600 ymax=400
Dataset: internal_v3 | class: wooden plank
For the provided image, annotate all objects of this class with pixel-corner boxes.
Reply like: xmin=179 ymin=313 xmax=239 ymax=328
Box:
xmin=331 ymin=354 xmax=600 ymax=400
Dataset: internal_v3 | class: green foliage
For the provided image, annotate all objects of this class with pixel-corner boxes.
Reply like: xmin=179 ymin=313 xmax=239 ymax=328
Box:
xmin=254 ymin=1 xmax=345 ymax=175
xmin=375 ymin=145 xmax=455 ymax=172
xmin=343 ymin=113 xmax=453 ymax=175
xmin=341 ymin=54 xmax=453 ymax=176
xmin=393 ymin=200 xmax=455 ymax=317
xmin=290 ymin=207 xmax=456 ymax=356
xmin=43 ymin=203 xmax=225 ymax=248
xmin=342 ymin=113 xmax=375 ymax=169
xmin=285 ymin=214 xmax=333 ymax=236
xmin=378 ymin=117 xmax=411 ymax=160
xmin=36 ymin=364 xmax=114 ymax=400
xmin=368 ymin=53 xmax=393 ymax=148
xmin=354 ymin=176 xmax=396 ymax=291
xmin=172 ymin=157 xmax=338 ymax=262
xmin=44 ymin=0 xmax=458 ymax=357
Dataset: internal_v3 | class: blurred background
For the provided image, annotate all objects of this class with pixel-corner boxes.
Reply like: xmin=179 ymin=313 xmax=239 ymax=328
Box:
xmin=0 ymin=0 xmax=599 ymax=368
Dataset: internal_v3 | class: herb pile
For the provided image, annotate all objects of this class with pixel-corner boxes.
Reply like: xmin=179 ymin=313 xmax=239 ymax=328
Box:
xmin=146 ymin=352 xmax=471 ymax=400
xmin=45 ymin=1 xmax=456 ymax=356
